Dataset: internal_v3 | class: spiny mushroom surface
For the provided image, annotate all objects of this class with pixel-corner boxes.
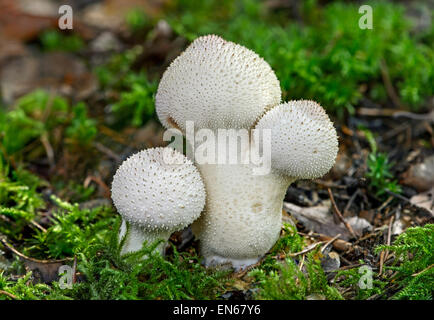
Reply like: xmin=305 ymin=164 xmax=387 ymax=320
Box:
xmin=111 ymin=147 xmax=206 ymax=255
xmin=255 ymin=100 xmax=339 ymax=179
xmin=156 ymin=34 xmax=281 ymax=132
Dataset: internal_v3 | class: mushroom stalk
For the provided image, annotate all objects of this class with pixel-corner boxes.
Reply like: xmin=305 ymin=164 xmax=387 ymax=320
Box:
xmin=119 ymin=219 xmax=170 ymax=255
xmin=191 ymin=147 xmax=295 ymax=270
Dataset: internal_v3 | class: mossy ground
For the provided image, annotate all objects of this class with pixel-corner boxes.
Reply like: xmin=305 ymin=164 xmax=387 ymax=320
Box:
xmin=0 ymin=0 xmax=433 ymax=300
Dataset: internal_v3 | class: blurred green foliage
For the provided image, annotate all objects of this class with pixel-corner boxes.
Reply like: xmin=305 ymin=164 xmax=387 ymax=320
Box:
xmin=167 ymin=0 xmax=433 ymax=116
xmin=360 ymin=127 xmax=402 ymax=197
xmin=65 ymin=103 xmax=97 ymax=146
xmin=95 ymin=47 xmax=158 ymax=127
xmin=0 ymin=90 xmax=97 ymax=162
xmin=39 ymin=30 xmax=85 ymax=52
xmin=125 ymin=9 xmax=153 ymax=33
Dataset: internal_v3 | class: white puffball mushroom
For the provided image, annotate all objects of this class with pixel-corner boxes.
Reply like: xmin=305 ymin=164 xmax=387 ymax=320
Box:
xmin=255 ymin=100 xmax=339 ymax=179
xmin=155 ymin=34 xmax=281 ymax=132
xmin=111 ymin=147 xmax=206 ymax=255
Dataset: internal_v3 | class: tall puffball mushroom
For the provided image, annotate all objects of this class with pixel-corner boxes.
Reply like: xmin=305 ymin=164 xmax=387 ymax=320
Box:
xmin=154 ymin=35 xmax=339 ymax=269
xmin=111 ymin=147 xmax=206 ymax=255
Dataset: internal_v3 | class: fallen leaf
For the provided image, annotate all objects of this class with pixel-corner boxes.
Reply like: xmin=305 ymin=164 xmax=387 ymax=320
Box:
xmin=401 ymin=155 xmax=434 ymax=192
xmin=283 ymin=201 xmax=372 ymax=240
xmin=410 ymin=188 xmax=433 ymax=216
xmin=0 ymin=52 xmax=97 ymax=103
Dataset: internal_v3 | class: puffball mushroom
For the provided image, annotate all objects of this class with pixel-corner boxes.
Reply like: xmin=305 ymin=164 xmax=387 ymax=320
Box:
xmin=255 ymin=100 xmax=339 ymax=180
xmin=111 ymin=147 xmax=206 ymax=255
xmin=156 ymin=34 xmax=281 ymax=132
xmin=191 ymin=101 xmax=338 ymax=269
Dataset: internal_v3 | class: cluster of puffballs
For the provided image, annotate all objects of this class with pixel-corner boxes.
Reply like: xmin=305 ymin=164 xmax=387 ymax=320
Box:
xmin=111 ymin=35 xmax=339 ymax=270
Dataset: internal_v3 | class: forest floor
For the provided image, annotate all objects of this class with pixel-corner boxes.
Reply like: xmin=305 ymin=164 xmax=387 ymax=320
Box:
xmin=0 ymin=0 xmax=433 ymax=300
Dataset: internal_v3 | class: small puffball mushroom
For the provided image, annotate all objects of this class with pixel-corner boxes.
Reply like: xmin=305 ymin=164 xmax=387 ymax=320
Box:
xmin=255 ymin=100 xmax=339 ymax=179
xmin=156 ymin=34 xmax=281 ymax=132
xmin=111 ymin=147 xmax=206 ymax=255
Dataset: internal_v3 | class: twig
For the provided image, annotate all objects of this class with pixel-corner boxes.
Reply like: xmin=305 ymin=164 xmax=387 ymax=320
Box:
xmin=298 ymin=254 xmax=305 ymax=271
xmin=234 ymin=258 xmax=264 ymax=278
xmin=377 ymin=195 xmax=394 ymax=212
xmin=337 ymin=263 xmax=363 ymax=271
xmin=384 ymin=189 xmax=411 ymax=203
xmin=0 ymin=238 xmax=71 ymax=264
xmin=0 ymin=290 xmax=18 ymax=300
xmin=93 ymin=142 xmax=122 ymax=162
xmin=380 ymin=58 xmax=406 ymax=109
xmin=298 ymin=232 xmax=355 ymax=252
xmin=393 ymin=109 xmax=434 ymax=123
xmin=327 ymin=188 xmax=357 ymax=239
xmin=343 ymin=189 xmax=359 ymax=215
xmin=379 ymin=216 xmax=394 ymax=276
xmin=357 ymin=107 xmax=399 ymax=117
xmin=72 ymin=256 xmax=77 ymax=284
xmin=83 ymin=175 xmax=111 ymax=198
xmin=288 ymin=241 xmax=325 ymax=257
xmin=321 ymin=233 xmax=341 ymax=253
xmin=40 ymin=133 xmax=55 ymax=169
xmin=30 ymin=220 xmax=47 ymax=233
xmin=412 ymin=264 xmax=434 ymax=277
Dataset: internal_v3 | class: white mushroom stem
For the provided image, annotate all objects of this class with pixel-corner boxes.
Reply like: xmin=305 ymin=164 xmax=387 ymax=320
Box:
xmin=118 ymin=219 xmax=171 ymax=255
xmin=191 ymin=148 xmax=295 ymax=270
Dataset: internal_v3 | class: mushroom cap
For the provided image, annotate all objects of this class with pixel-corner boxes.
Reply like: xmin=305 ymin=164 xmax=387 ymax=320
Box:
xmin=156 ymin=34 xmax=281 ymax=132
xmin=255 ymin=100 xmax=338 ymax=179
xmin=111 ymin=147 xmax=206 ymax=232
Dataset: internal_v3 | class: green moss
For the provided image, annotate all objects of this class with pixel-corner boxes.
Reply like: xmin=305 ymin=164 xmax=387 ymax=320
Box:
xmin=335 ymin=261 xmax=387 ymax=300
xmin=376 ymin=224 xmax=434 ymax=300
xmin=336 ymin=225 xmax=433 ymax=300
xmin=94 ymin=48 xmax=157 ymax=127
xmin=248 ymin=225 xmax=342 ymax=300
xmin=250 ymin=251 xmax=343 ymax=300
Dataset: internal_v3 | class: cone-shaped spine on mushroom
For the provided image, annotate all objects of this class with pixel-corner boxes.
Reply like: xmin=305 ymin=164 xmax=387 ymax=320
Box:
xmin=111 ymin=147 xmax=206 ymax=255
